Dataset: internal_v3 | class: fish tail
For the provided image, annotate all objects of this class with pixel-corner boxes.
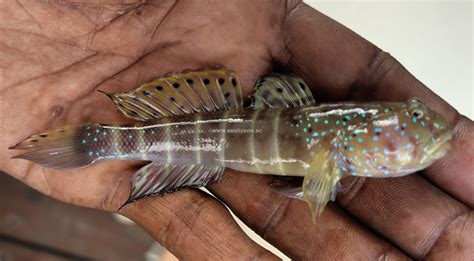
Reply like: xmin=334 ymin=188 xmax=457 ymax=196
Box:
xmin=9 ymin=125 xmax=101 ymax=170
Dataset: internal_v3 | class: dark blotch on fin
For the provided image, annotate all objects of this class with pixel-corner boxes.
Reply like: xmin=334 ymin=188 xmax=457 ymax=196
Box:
xmin=39 ymin=134 xmax=48 ymax=138
xmin=231 ymin=78 xmax=237 ymax=87
xmin=173 ymin=83 xmax=180 ymax=88
xmin=156 ymin=86 xmax=163 ymax=91
xmin=224 ymin=92 xmax=230 ymax=98
xmin=143 ymin=90 xmax=151 ymax=96
xmin=218 ymin=78 xmax=225 ymax=85
xmin=276 ymin=88 xmax=283 ymax=93
xmin=186 ymin=79 xmax=193 ymax=84
xmin=203 ymin=79 xmax=210 ymax=85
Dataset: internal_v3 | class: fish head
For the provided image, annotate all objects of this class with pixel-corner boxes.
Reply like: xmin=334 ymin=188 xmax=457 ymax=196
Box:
xmin=401 ymin=98 xmax=452 ymax=165
xmin=341 ymin=98 xmax=452 ymax=177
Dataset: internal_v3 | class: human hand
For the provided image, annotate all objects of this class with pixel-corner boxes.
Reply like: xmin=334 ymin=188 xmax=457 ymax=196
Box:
xmin=1 ymin=1 xmax=472 ymax=259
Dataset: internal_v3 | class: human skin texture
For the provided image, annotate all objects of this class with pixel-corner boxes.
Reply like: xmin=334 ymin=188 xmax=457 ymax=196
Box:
xmin=0 ymin=0 xmax=473 ymax=260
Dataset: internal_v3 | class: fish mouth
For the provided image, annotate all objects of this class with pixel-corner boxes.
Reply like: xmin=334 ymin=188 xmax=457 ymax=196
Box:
xmin=424 ymin=131 xmax=453 ymax=161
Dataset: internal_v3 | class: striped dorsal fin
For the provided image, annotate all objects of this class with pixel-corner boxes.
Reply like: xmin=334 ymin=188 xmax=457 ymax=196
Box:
xmin=104 ymin=68 xmax=243 ymax=121
xmin=250 ymin=74 xmax=315 ymax=109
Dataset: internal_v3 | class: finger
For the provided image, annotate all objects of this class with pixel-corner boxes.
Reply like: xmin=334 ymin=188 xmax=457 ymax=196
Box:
xmin=208 ymin=170 xmax=408 ymax=260
xmin=120 ymin=189 xmax=277 ymax=260
xmin=337 ymin=175 xmax=472 ymax=258
xmin=277 ymin=3 xmax=474 ymax=208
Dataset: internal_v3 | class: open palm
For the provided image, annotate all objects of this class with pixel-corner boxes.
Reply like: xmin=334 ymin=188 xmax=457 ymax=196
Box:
xmin=1 ymin=1 xmax=473 ymax=259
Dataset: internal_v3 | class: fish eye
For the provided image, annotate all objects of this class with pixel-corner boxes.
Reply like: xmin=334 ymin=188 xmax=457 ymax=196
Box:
xmin=412 ymin=110 xmax=423 ymax=119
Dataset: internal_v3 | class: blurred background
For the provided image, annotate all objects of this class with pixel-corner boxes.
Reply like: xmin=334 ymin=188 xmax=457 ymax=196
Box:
xmin=1 ymin=1 xmax=472 ymax=260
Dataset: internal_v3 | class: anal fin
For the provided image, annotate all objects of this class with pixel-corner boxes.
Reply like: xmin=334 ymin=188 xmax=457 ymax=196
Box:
xmin=127 ymin=163 xmax=225 ymax=204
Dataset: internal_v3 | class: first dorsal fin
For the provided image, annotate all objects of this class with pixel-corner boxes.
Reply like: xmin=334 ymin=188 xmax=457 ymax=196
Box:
xmin=250 ymin=74 xmax=315 ymax=109
xmin=104 ymin=68 xmax=243 ymax=121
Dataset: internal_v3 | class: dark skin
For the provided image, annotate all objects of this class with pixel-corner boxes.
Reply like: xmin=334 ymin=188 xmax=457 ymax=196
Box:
xmin=1 ymin=0 xmax=473 ymax=259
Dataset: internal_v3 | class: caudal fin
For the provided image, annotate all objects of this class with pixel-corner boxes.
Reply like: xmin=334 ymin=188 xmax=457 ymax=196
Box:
xmin=9 ymin=125 xmax=100 ymax=170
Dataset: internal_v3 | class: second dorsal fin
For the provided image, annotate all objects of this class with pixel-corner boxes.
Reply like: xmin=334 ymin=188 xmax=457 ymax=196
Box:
xmin=104 ymin=68 xmax=243 ymax=121
xmin=250 ymin=74 xmax=315 ymax=109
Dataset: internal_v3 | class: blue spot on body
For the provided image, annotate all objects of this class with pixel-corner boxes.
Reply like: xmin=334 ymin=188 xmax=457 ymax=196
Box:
xmin=362 ymin=149 xmax=367 ymax=154
xmin=420 ymin=121 xmax=426 ymax=127
xmin=372 ymin=136 xmax=379 ymax=141
xmin=345 ymin=115 xmax=351 ymax=120
xmin=357 ymin=137 xmax=363 ymax=143
xmin=373 ymin=147 xmax=379 ymax=152
xmin=350 ymin=165 xmax=355 ymax=170
xmin=87 ymin=133 xmax=91 ymax=137
xmin=384 ymin=148 xmax=390 ymax=154
xmin=88 ymin=151 xmax=93 ymax=156
xmin=348 ymin=135 xmax=353 ymax=140
xmin=394 ymin=125 xmax=400 ymax=131
xmin=384 ymin=170 xmax=390 ymax=175
xmin=128 ymin=135 xmax=134 ymax=139
xmin=349 ymin=147 xmax=355 ymax=152
xmin=402 ymin=122 xmax=407 ymax=128
xmin=93 ymin=137 xmax=98 ymax=142
xmin=412 ymin=117 xmax=417 ymax=123
xmin=82 ymin=139 xmax=86 ymax=144
xmin=400 ymin=131 xmax=406 ymax=137
xmin=374 ymin=127 xmax=382 ymax=133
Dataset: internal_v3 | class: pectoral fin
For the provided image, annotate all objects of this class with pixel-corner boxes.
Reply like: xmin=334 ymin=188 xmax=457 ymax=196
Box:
xmin=303 ymin=150 xmax=341 ymax=222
